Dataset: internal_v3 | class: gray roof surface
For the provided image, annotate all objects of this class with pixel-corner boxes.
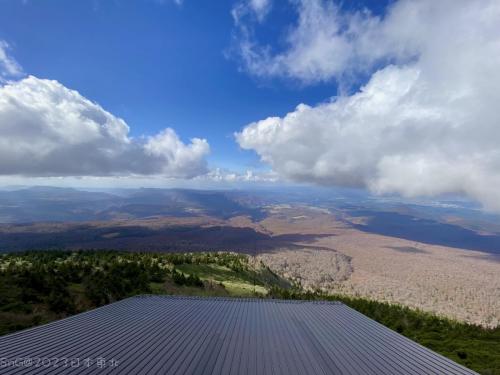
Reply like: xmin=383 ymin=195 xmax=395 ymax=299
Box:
xmin=0 ymin=295 xmax=476 ymax=374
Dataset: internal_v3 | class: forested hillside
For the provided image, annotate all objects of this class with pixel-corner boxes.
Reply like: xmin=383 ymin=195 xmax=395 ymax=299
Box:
xmin=0 ymin=250 xmax=498 ymax=374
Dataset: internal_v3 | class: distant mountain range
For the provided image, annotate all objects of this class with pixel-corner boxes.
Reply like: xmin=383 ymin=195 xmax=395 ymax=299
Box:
xmin=0 ymin=186 xmax=265 ymax=223
xmin=0 ymin=186 xmax=499 ymax=254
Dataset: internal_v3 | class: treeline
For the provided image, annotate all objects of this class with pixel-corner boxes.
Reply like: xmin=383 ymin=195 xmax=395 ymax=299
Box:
xmin=1 ymin=251 xmax=164 ymax=312
xmin=166 ymin=252 xmax=249 ymax=272
xmin=171 ymin=268 xmax=203 ymax=287
xmin=0 ymin=250 xmax=248 ymax=334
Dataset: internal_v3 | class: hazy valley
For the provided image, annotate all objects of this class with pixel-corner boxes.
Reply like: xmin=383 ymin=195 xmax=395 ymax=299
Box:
xmin=0 ymin=186 xmax=499 ymax=328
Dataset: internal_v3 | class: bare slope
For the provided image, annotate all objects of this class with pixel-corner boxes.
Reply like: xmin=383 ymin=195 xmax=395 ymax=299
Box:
xmin=257 ymin=206 xmax=500 ymax=327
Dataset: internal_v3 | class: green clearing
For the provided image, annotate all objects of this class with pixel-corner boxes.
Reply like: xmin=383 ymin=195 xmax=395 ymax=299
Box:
xmin=176 ymin=263 xmax=268 ymax=296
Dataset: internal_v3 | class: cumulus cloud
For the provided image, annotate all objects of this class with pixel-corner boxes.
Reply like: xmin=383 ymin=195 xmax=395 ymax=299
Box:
xmin=0 ymin=41 xmax=23 ymax=80
xmin=0 ymin=76 xmax=209 ymax=178
xmin=236 ymin=0 xmax=500 ymax=211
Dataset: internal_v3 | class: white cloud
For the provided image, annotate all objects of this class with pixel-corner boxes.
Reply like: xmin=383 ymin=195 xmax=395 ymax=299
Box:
xmin=0 ymin=76 xmax=209 ymax=178
xmin=236 ymin=0 xmax=500 ymax=211
xmin=144 ymin=128 xmax=210 ymax=178
xmin=233 ymin=0 xmax=499 ymax=84
xmin=149 ymin=0 xmax=184 ymax=6
xmin=232 ymin=0 xmax=272 ymax=25
xmin=0 ymin=41 xmax=23 ymax=80
xmin=249 ymin=0 xmax=271 ymax=21
xmin=204 ymin=168 xmax=278 ymax=183
xmin=0 ymin=167 xmax=280 ymax=190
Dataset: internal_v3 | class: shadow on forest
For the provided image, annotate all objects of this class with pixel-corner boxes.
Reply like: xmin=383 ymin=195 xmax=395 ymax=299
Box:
xmin=351 ymin=211 xmax=500 ymax=254
xmin=0 ymin=224 xmax=331 ymax=254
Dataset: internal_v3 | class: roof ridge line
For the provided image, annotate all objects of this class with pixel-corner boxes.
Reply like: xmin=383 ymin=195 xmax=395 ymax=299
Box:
xmin=133 ymin=294 xmax=345 ymax=305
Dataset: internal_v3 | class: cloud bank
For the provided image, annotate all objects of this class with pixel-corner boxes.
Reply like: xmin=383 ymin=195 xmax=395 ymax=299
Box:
xmin=235 ymin=0 xmax=500 ymax=211
xmin=0 ymin=75 xmax=209 ymax=178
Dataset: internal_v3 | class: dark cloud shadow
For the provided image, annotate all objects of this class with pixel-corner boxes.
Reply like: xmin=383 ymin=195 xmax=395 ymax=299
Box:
xmin=351 ymin=211 xmax=500 ymax=254
xmin=0 ymin=223 xmax=331 ymax=254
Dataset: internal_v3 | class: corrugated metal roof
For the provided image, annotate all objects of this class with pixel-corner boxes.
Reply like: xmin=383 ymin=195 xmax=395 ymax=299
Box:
xmin=0 ymin=295 xmax=476 ymax=374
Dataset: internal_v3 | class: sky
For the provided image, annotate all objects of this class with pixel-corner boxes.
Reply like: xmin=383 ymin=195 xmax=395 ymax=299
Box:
xmin=1 ymin=0 xmax=500 ymax=211
xmin=0 ymin=0 xmax=348 ymax=173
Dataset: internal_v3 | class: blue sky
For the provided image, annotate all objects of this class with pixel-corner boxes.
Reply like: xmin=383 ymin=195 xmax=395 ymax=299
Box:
xmin=0 ymin=0 xmax=499 ymax=211
xmin=0 ymin=0 xmax=350 ymax=172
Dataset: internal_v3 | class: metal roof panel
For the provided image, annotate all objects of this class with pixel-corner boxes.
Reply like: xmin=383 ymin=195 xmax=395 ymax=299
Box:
xmin=0 ymin=296 xmax=477 ymax=374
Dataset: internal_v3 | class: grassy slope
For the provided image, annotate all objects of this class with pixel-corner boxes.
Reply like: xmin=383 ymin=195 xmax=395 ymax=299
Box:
xmin=176 ymin=263 xmax=268 ymax=295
